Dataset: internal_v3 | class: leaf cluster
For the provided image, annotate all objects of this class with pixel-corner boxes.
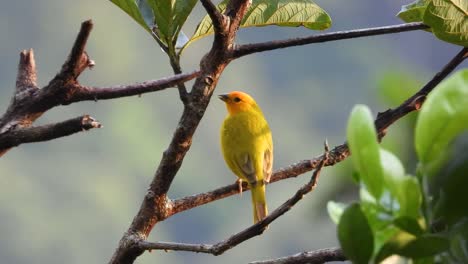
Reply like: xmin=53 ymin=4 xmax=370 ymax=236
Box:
xmin=329 ymin=70 xmax=468 ymax=263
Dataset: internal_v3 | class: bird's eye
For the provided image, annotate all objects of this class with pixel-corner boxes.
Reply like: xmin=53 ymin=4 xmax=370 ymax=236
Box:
xmin=233 ymin=97 xmax=241 ymax=102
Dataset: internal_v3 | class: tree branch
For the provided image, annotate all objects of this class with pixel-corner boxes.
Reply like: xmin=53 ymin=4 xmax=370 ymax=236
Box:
xmin=200 ymin=0 xmax=225 ymax=34
xmin=54 ymin=19 xmax=94 ymax=81
xmin=169 ymin=47 xmax=467 ymax=216
xmin=232 ymin=22 xmax=429 ymax=59
xmin=249 ymin=248 xmax=346 ymax=264
xmin=0 ymin=115 xmax=101 ymax=150
xmin=68 ymin=70 xmax=200 ymax=103
xmin=140 ymin=143 xmax=329 ymax=256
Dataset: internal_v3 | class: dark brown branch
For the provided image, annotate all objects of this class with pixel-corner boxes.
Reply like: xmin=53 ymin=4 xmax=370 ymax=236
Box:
xmin=249 ymin=248 xmax=346 ymax=264
xmin=200 ymin=0 xmax=225 ymax=34
xmin=0 ymin=115 xmax=101 ymax=150
xmin=139 ymin=143 xmax=329 ymax=256
xmin=68 ymin=70 xmax=200 ymax=103
xmin=170 ymin=47 xmax=467 ymax=216
xmin=232 ymin=22 xmax=429 ymax=59
xmin=16 ymin=49 xmax=38 ymax=93
xmin=169 ymin=57 xmax=190 ymax=104
xmin=55 ymin=19 xmax=94 ymax=81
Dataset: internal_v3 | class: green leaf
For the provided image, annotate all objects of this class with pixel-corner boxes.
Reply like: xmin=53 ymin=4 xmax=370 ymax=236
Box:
xmin=394 ymin=216 xmax=425 ymax=236
xmin=398 ymin=177 xmax=422 ymax=218
xmin=327 ymin=201 xmax=346 ymax=224
xmin=415 ymin=70 xmax=468 ymax=175
xmin=147 ymin=0 xmax=198 ymax=44
xmin=184 ymin=0 xmax=331 ymax=50
xmin=397 ymin=0 xmax=429 ymax=23
xmin=379 ymin=149 xmax=422 ymax=217
xmin=375 ymin=232 xmax=449 ymax=262
xmin=423 ymin=0 xmax=468 ymax=46
xmin=399 ymin=234 xmax=450 ymax=258
xmin=347 ymin=105 xmax=384 ymax=199
xmin=338 ymin=203 xmax=374 ymax=264
xmin=110 ymin=0 xmax=152 ymax=32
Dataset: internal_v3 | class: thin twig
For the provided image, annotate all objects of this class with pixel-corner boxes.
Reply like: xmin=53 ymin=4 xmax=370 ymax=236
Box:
xmin=54 ymin=20 xmax=94 ymax=81
xmin=232 ymin=22 xmax=429 ymax=59
xmin=140 ymin=142 xmax=330 ymax=256
xmin=249 ymin=247 xmax=346 ymax=264
xmin=68 ymin=70 xmax=200 ymax=103
xmin=169 ymin=56 xmax=190 ymax=104
xmin=0 ymin=115 xmax=101 ymax=150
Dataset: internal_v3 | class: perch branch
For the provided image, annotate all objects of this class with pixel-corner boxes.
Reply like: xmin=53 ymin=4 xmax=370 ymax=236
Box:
xmin=140 ymin=143 xmax=329 ymax=256
xmin=249 ymin=247 xmax=346 ymax=264
xmin=232 ymin=22 xmax=429 ymax=59
xmin=169 ymin=47 xmax=468 ymax=216
xmin=0 ymin=115 xmax=101 ymax=149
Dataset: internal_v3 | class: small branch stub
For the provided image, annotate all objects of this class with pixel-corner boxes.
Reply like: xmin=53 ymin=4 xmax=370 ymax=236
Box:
xmin=16 ymin=49 xmax=38 ymax=93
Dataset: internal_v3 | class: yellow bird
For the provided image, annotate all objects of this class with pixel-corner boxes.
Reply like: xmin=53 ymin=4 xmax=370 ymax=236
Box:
xmin=219 ymin=91 xmax=273 ymax=224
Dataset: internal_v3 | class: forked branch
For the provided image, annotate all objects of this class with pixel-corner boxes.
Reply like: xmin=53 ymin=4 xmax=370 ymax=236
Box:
xmin=0 ymin=20 xmax=199 ymax=156
xmin=139 ymin=143 xmax=329 ymax=256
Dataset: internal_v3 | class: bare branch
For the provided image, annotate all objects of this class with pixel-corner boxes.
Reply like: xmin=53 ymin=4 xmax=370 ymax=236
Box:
xmin=140 ymin=241 xmax=213 ymax=254
xmin=249 ymin=248 xmax=346 ymax=264
xmin=375 ymin=47 xmax=468 ymax=136
xmin=200 ymin=0 xmax=225 ymax=34
xmin=140 ymin=143 xmax=329 ymax=256
xmin=16 ymin=49 xmax=38 ymax=93
xmin=68 ymin=70 xmax=200 ymax=103
xmin=0 ymin=115 xmax=101 ymax=151
xmin=169 ymin=57 xmax=190 ymax=104
xmin=232 ymin=22 xmax=429 ymax=59
xmin=55 ymin=19 xmax=94 ymax=81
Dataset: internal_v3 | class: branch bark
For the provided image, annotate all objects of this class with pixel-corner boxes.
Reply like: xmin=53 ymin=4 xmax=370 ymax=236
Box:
xmin=139 ymin=143 xmax=329 ymax=256
xmin=67 ymin=70 xmax=200 ymax=103
xmin=232 ymin=22 xmax=429 ymax=59
xmin=0 ymin=115 xmax=101 ymax=149
xmin=249 ymin=248 xmax=346 ymax=264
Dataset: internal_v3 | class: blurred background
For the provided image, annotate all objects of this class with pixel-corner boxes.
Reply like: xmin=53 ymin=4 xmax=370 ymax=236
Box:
xmin=0 ymin=0 xmax=464 ymax=263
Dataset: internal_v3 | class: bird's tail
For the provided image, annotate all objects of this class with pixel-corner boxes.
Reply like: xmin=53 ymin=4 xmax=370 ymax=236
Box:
xmin=250 ymin=181 xmax=268 ymax=224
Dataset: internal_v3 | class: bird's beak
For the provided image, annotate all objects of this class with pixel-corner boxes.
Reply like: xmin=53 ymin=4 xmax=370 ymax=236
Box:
xmin=218 ymin=94 xmax=229 ymax=102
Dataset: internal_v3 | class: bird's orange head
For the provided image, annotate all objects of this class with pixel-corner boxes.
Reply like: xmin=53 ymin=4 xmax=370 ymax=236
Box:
xmin=218 ymin=91 xmax=259 ymax=115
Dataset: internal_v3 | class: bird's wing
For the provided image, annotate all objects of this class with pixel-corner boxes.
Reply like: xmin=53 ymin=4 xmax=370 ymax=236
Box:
xmin=263 ymin=148 xmax=273 ymax=183
xmin=233 ymin=152 xmax=257 ymax=184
